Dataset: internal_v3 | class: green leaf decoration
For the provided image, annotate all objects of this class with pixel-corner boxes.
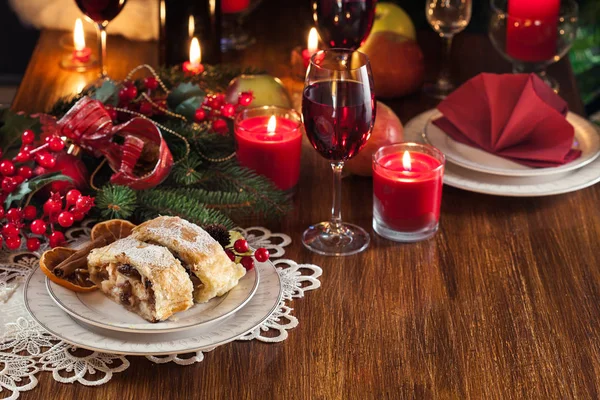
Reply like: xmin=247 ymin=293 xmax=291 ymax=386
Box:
xmin=175 ymin=96 xmax=204 ymax=121
xmin=167 ymin=82 xmax=205 ymax=109
xmin=4 ymin=172 xmax=73 ymax=208
xmin=96 ymin=184 xmax=138 ymax=219
xmin=0 ymin=109 xmax=41 ymax=156
xmin=91 ymin=80 xmax=118 ymax=105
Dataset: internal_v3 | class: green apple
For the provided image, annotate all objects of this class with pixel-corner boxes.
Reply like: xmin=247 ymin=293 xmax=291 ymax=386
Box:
xmin=225 ymin=74 xmax=292 ymax=109
xmin=368 ymin=3 xmax=416 ymax=41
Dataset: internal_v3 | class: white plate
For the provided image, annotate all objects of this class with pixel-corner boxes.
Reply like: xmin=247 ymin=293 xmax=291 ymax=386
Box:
xmin=423 ymin=109 xmax=600 ymax=177
xmin=46 ymin=267 xmax=259 ymax=334
xmin=406 ymin=109 xmax=600 ymax=197
xmin=24 ymin=260 xmax=282 ymax=355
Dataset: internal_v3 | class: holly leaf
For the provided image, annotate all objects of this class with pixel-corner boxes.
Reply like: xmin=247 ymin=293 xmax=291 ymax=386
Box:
xmin=174 ymin=96 xmax=204 ymax=121
xmin=0 ymin=109 xmax=41 ymax=155
xmin=167 ymin=82 xmax=205 ymax=109
xmin=4 ymin=172 xmax=73 ymax=208
xmin=91 ymin=80 xmax=118 ymax=105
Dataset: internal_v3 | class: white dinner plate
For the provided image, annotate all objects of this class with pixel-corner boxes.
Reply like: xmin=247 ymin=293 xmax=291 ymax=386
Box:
xmin=46 ymin=267 xmax=259 ymax=334
xmin=24 ymin=260 xmax=282 ymax=355
xmin=423 ymin=109 xmax=600 ymax=177
xmin=405 ymin=109 xmax=600 ymax=197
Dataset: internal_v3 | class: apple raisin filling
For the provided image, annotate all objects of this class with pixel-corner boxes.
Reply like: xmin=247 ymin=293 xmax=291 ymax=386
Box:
xmin=145 ymin=241 xmax=204 ymax=291
xmin=91 ymin=262 xmax=157 ymax=322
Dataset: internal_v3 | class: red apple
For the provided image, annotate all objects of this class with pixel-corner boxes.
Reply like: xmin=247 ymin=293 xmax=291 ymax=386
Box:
xmin=345 ymin=102 xmax=404 ymax=176
xmin=360 ymin=32 xmax=425 ymax=98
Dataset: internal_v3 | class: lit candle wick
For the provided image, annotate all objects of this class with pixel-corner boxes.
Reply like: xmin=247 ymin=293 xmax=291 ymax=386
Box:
xmin=74 ymin=18 xmax=85 ymax=51
xmin=307 ymin=28 xmax=319 ymax=55
xmin=267 ymin=115 xmax=277 ymax=136
xmin=190 ymin=37 xmax=201 ymax=67
xmin=402 ymin=151 xmax=412 ymax=172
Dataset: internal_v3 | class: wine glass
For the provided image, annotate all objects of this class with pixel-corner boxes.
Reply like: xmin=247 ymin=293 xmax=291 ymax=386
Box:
xmin=221 ymin=0 xmax=263 ymax=51
xmin=424 ymin=0 xmax=472 ymax=98
xmin=75 ymin=0 xmax=128 ymax=78
xmin=489 ymin=0 xmax=578 ymax=92
xmin=311 ymin=0 xmax=377 ymax=50
xmin=301 ymin=49 xmax=375 ymax=256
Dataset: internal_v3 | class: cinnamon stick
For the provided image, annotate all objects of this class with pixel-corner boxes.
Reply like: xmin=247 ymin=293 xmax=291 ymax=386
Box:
xmin=53 ymin=236 xmax=109 ymax=277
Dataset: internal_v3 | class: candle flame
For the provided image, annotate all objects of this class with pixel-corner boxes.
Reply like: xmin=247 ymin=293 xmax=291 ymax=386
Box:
xmin=267 ymin=115 xmax=277 ymax=135
xmin=74 ymin=18 xmax=86 ymax=51
xmin=188 ymin=15 xmax=195 ymax=37
xmin=190 ymin=37 xmax=201 ymax=65
xmin=308 ymin=28 xmax=319 ymax=54
xmin=402 ymin=151 xmax=412 ymax=171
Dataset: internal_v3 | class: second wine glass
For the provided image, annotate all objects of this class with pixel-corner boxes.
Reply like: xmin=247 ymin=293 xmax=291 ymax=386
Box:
xmin=302 ymin=49 xmax=376 ymax=256
xmin=75 ymin=0 xmax=128 ymax=79
xmin=424 ymin=0 xmax=472 ymax=98
xmin=312 ymin=0 xmax=377 ymax=50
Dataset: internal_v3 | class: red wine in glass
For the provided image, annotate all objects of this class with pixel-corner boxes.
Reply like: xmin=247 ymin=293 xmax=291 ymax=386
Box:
xmin=75 ymin=0 xmax=128 ymax=78
xmin=302 ymin=80 xmax=375 ymax=161
xmin=312 ymin=0 xmax=377 ymax=50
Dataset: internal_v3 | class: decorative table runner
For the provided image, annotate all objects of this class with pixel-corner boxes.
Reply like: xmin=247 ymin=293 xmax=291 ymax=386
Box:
xmin=0 ymin=221 xmax=321 ymax=399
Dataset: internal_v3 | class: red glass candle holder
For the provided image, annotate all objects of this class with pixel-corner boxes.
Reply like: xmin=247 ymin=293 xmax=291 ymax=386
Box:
xmin=372 ymin=143 xmax=445 ymax=242
xmin=234 ymin=106 xmax=303 ymax=192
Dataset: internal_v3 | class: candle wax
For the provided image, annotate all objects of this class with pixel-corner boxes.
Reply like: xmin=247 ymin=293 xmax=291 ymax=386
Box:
xmin=183 ymin=61 xmax=205 ymax=75
xmin=235 ymin=116 xmax=302 ymax=191
xmin=506 ymin=0 xmax=560 ymax=62
xmin=72 ymin=48 xmax=91 ymax=63
xmin=373 ymin=152 xmax=443 ymax=232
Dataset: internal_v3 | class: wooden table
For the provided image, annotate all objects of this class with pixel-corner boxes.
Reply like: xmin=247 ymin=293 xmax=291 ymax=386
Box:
xmin=12 ymin=1 xmax=600 ymax=398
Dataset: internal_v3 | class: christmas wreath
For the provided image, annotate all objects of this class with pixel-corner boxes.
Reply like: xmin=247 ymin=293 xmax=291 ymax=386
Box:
xmin=0 ymin=64 xmax=291 ymax=250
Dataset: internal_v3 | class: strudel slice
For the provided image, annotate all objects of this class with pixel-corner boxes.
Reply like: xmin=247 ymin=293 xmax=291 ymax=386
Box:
xmin=131 ymin=216 xmax=246 ymax=303
xmin=87 ymin=237 xmax=194 ymax=322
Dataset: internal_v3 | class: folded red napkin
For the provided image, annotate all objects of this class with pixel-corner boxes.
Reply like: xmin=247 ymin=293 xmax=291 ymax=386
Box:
xmin=432 ymin=73 xmax=581 ymax=168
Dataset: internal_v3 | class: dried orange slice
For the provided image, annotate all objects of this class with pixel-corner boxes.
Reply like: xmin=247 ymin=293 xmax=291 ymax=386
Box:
xmin=39 ymin=247 xmax=98 ymax=292
xmin=91 ymin=219 xmax=136 ymax=242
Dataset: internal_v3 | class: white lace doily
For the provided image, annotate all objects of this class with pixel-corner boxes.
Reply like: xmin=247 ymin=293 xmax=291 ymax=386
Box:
xmin=0 ymin=222 xmax=322 ymax=399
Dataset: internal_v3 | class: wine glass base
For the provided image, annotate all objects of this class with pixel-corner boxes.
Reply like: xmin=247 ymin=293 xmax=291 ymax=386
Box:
xmin=423 ymin=81 xmax=455 ymax=99
xmin=302 ymin=222 xmax=370 ymax=256
xmin=221 ymin=31 xmax=256 ymax=52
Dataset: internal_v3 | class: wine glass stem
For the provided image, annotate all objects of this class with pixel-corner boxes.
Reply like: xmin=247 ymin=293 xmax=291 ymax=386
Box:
xmin=438 ymin=34 xmax=454 ymax=86
xmin=96 ymin=23 xmax=108 ymax=78
xmin=329 ymin=161 xmax=344 ymax=234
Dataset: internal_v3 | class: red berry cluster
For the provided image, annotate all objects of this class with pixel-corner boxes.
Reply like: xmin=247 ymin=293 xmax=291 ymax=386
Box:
xmin=224 ymin=238 xmax=270 ymax=271
xmin=111 ymin=78 xmax=167 ymax=121
xmin=194 ymin=91 xmax=254 ymax=135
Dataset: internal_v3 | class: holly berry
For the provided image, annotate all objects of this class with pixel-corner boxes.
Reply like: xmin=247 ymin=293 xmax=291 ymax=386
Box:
xmin=254 ymin=247 xmax=270 ymax=263
xmin=0 ymin=208 xmax=4 ymax=219
xmin=75 ymin=196 xmax=94 ymax=212
xmin=17 ymin=166 xmax=33 ymax=179
xmin=139 ymin=102 xmax=153 ymax=116
xmin=220 ymin=103 xmax=236 ymax=118
xmin=144 ymin=76 xmax=159 ymax=90
xmin=234 ymin=239 xmax=249 ymax=253
xmin=23 ymin=205 xmax=37 ymax=220
xmin=225 ymin=249 xmax=236 ymax=261
xmin=238 ymin=91 xmax=253 ymax=106
xmin=43 ymin=198 xmax=62 ymax=215
xmin=21 ymin=130 xmax=35 ymax=145
xmin=2 ymin=223 xmax=20 ymax=237
xmin=6 ymin=208 xmax=22 ymax=222
xmin=26 ymin=237 xmax=40 ymax=252
xmin=72 ymin=210 xmax=85 ymax=221
xmin=66 ymin=189 xmax=82 ymax=205
xmin=48 ymin=136 xmax=65 ymax=152
xmin=240 ymin=256 xmax=255 ymax=271
xmin=0 ymin=160 xmax=15 ymax=176
xmin=49 ymin=231 xmax=66 ymax=248
xmin=35 ymin=152 xmax=56 ymax=168
xmin=2 ymin=177 xmax=17 ymax=193
xmin=14 ymin=150 xmax=31 ymax=162
xmin=125 ymin=85 xmax=138 ymax=100
xmin=107 ymin=107 xmax=118 ymax=121
xmin=30 ymin=219 xmax=47 ymax=235
xmin=213 ymin=93 xmax=225 ymax=108
xmin=57 ymin=211 xmax=74 ymax=228
xmin=12 ymin=176 xmax=25 ymax=185
xmin=194 ymin=108 xmax=207 ymax=122
xmin=118 ymin=88 xmax=131 ymax=104
xmin=212 ymin=119 xmax=228 ymax=134
xmin=5 ymin=236 xmax=21 ymax=250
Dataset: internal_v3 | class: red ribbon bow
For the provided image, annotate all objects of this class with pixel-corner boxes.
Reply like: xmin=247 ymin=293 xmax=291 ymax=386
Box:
xmin=49 ymin=97 xmax=173 ymax=190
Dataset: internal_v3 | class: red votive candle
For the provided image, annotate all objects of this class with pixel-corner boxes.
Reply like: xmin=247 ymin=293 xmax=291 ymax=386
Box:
xmin=372 ymin=143 xmax=445 ymax=242
xmin=222 ymin=0 xmax=250 ymax=14
xmin=506 ymin=0 xmax=560 ymax=62
xmin=234 ymin=106 xmax=303 ymax=191
xmin=72 ymin=47 xmax=91 ymax=63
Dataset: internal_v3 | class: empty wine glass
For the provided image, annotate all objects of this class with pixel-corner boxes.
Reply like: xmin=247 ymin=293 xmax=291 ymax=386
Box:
xmin=301 ymin=49 xmax=376 ymax=256
xmin=424 ymin=0 xmax=472 ymax=98
xmin=75 ymin=0 xmax=128 ymax=78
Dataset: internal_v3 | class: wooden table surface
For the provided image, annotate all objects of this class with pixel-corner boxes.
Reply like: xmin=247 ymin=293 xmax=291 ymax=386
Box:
xmin=11 ymin=0 xmax=600 ymax=398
